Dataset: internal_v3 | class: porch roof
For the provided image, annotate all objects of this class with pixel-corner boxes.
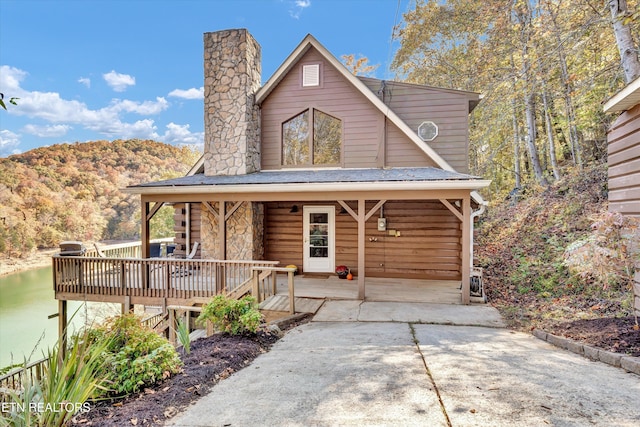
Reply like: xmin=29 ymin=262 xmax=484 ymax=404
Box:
xmin=124 ymin=167 xmax=490 ymax=195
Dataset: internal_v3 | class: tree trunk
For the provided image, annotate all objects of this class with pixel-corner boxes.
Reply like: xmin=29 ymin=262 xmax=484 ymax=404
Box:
xmin=517 ymin=0 xmax=549 ymax=187
xmin=609 ymin=0 xmax=640 ymax=83
xmin=512 ymin=97 xmax=522 ymax=190
xmin=542 ymin=90 xmax=562 ymax=181
xmin=544 ymin=0 xmax=582 ymax=168
xmin=524 ymin=91 xmax=549 ymax=186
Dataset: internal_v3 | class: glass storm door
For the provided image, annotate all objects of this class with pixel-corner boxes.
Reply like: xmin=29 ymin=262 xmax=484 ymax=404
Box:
xmin=303 ymin=206 xmax=335 ymax=273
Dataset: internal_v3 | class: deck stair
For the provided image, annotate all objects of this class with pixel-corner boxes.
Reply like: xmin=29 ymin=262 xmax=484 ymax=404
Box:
xmin=259 ymin=294 xmax=324 ymax=315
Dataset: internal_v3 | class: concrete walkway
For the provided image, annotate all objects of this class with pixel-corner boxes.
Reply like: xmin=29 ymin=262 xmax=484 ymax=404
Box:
xmin=170 ymin=302 xmax=640 ymax=427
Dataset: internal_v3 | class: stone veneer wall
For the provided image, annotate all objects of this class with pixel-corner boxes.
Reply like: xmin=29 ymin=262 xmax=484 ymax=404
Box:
xmin=635 ymin=272 xmax=640 ymax=319
xmin=203 ymin=29 xmax=261 ymax=176
xmin=200 ymin=202 xmax=264 ymax=260
xmin=200 ymin=29 xmax=264 ymax=261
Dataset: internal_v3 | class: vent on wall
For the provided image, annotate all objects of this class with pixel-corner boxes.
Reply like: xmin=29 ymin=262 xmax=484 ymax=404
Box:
xmin=302 ymin=64 xmax=320 ymax=87
xmin=418 ymin=121 xmax=438 ymax=142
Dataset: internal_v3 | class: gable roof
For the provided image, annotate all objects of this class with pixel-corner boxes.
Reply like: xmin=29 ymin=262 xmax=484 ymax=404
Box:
xmin=257 ymin=34 xmax=469 ymax=174
xmin=254 ymin=34 xmax=485 ymax=205
xmin=357 ymin=77 xmax=481 ymax=114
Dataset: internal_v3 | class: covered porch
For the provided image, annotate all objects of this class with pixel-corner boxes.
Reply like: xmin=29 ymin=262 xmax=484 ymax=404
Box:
xmin=127 ymin=168 xmax=490 ymax=305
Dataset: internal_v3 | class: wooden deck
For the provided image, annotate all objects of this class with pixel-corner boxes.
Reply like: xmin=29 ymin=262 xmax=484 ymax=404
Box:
xmin=53 ymin=255 xmax=279 ymax=306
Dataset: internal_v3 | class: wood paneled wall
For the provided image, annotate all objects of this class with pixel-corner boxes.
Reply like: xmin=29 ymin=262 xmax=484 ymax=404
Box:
xmin=264 ymin=200 xmax=462 ymax=280
xmin=608 ymin=103 xmax=640 ymax=218
xmin=173 ymin=203 xmax=202 ymax=258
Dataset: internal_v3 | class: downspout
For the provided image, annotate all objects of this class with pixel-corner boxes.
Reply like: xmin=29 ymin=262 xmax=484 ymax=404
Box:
xmin=469 ymin=202 xmax=487 ymax=268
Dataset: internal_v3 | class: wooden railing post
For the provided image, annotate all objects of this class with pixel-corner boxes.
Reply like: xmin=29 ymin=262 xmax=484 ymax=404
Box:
xmin=168 ymin=308 xmax=176 ymax=345
xmin=252 ymin=269 xmax=260 ymax=302
xmin=288 ymin=270 xmax=295 ymax=314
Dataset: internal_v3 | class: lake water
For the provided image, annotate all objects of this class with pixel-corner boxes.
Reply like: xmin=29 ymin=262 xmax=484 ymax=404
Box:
xmin=0 ymin=267 xmax=120 ymax=369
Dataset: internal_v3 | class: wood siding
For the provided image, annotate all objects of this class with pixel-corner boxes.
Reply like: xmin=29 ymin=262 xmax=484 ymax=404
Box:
xmin=173 ymin=203 xmax=202 ymax=258
xmin=264 ymin=200 xmax=462 ymax=280
xmin=608 ymin=103 xmax=640 ymax=217
xmin=360 ymin=78 xmax=473 ymax=173
xmin=260 ymin=48 xmax=434 ymax=170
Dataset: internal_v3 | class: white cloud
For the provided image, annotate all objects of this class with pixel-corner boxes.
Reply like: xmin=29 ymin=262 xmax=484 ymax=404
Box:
xmin=168 ymin=87 xmax=204 ymax=100
xmin=0 ymin=129 xmax=21 ymax=157
xmin=108 ymin=97 xmax=169 ymax=115
xmin=23 ymin=124 xmax=71 ymax=137
xmin=161 ymin=122 xmax=204 ymax=146
xmin=78 ymin=77 xmax=91 ymax=88
xmin=1 ymin=65 xmax=201 ymax=151
xmin=0 ymin=65 xmax=28 ymax=96
xmin=289 ymin=0 xmax=311 ymax=18
xmin=103 ymin=70 xmax=135 ymax=92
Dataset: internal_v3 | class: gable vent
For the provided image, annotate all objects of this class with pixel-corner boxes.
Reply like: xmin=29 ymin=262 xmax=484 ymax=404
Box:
xmin=302 ymin=64 xmax=320 ymax=87
xmin=418 ymin=121 xmax=438 ymax=142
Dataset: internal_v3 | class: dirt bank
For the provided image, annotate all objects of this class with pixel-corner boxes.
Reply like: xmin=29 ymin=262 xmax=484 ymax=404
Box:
xmin=0 ymin=249 xmax=58 ymax=277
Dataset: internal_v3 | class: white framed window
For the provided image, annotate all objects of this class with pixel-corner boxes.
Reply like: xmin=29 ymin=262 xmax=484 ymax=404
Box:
xmin=282 ymin=109 xmax=342 ymax=166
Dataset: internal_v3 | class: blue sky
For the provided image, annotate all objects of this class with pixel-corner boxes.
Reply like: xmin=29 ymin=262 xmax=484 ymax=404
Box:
xmin=0 ymin=0 xmax=411 ymax=157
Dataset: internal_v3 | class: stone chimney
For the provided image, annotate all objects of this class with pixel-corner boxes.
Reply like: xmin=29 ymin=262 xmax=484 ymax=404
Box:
xmin=200 ymin=29 xmax=264 ymax=263
xmin=203 ymin=29 xmax=261 ymax=176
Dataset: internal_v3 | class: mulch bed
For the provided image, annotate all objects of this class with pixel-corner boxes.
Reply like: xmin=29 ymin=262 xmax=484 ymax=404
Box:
xmin=75 ymin=314 xmax=312 ymax=426
xmin=544 ymin=316 xmax=640 ymax=357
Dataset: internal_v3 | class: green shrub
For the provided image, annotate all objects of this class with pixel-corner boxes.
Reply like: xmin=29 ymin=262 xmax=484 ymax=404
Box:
xmin=175 ymin=317 xmax=191 ymax=355
xmin=87 ymin=314 xmax=182 ymax=397
xmin=2 ymin=327 xmax=112 ymax=427
xmin=197 ymin=295 xmax=262 ymax=335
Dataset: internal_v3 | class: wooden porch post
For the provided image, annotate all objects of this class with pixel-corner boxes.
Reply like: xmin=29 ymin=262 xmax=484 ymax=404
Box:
xmin=141 ymin=198 xmax=150 ymax=259
xmin=357 ymin=198 xmax=366 ymax=300
xmin=58 ymin=300 xmax=67 ymax=358
xmin=218 ymin=201 xmax=226 ymax=259
xmin=461 ymin=195 xmax=471 ymax=304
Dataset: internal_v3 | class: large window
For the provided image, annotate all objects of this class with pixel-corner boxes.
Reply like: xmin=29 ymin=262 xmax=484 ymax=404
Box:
xmin=282 ymin=109 xmax=342 ymax=166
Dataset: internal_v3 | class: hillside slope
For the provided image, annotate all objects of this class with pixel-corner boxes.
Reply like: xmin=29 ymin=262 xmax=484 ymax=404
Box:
xmin=0 ymin=139 xmax=200 ymax=257
xmin=477 ymin=163 xmax=639 ymax=356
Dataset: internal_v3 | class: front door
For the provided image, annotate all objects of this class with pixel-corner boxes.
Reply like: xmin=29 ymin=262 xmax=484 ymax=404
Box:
xmin=303 ymin=206 xmax=335 ymax=273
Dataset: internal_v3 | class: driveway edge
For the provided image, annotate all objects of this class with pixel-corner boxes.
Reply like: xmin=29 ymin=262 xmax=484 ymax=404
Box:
xmin=532 ymin=329 xmax=640 ymax=376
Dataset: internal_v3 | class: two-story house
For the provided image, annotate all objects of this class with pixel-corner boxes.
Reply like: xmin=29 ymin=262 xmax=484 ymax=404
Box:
xmin=125 ymin=29 xmax=490 ymax=304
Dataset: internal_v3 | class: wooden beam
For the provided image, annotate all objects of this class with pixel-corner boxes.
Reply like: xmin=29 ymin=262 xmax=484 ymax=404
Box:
xmin=225 ymin=201 xmax=243 ymax=221
xmin=357 ymin=198 xmax=366 ymax=300
xmin=439 ymin=199 xmax=463 ymax=221
xmin=461 ymin=195 xmax=471 ymax=304
xmin=203 ymin=201 xmax=219 ymax=218
xmin=365 ymin=200 xmax=387 ymax=221
xmin=139 ymin=188 xmax=472 ymax=203
xmin=146 ymin=201 xmax=165 ymax=222
xmin=337 ymin=200 xmax=357 ymax=220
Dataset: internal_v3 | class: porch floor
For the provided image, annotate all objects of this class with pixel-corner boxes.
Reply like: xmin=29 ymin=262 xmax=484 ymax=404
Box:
xmin=273 ymin=274 xmax=464 ymax=305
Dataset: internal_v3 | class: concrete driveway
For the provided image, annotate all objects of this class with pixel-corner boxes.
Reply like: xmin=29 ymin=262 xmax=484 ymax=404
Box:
xmin=170 ymin=302 xmax=640 ymax=427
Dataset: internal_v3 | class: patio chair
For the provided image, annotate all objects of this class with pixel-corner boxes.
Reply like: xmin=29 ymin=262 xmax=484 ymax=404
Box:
xmin=172 ymin=242 xmax=199 ymax=277
xmin=150 ymin=242 xmax=162 ymax=258
xmin=94 ymin=243 xmax=107 ymax=258
xmin=94 ymin=243 xmax=120 ymax=274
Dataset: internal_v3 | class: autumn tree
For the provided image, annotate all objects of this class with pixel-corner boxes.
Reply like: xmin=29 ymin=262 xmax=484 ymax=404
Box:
xmin=0 ymin=140 xmax=200 ymax=257
xmin=392 ymin=0 xmax=636 ymax=197
xmin=608 ymin=0 xmax=640 ymax=83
